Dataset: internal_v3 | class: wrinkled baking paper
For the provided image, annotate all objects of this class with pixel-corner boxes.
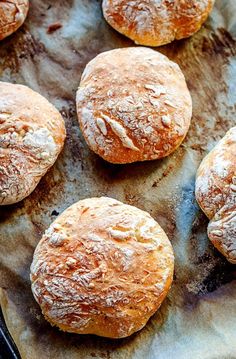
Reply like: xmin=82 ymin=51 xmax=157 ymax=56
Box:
xmin=0 ymin=0 xmax=236 ymax=358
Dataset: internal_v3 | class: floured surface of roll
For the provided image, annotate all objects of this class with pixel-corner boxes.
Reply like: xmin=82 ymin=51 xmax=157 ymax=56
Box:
xmin=0 ymin=82 xmax=66 ymax=205
xmin=0 ymin=0 xmax=29 ymax=40
xmin=196 ymin=127 xmax=236 ymax=264
xmin=76 ymin=47 xmax=192 ymax=164
xmin=102 ymin=0 xmax=215 ymax=46
xmin=30 ymin=197 xmax=174 ymax=338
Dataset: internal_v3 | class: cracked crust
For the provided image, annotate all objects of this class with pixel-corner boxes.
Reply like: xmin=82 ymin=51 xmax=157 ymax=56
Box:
xmin=102 ymin=0 xmax=215 ymax=46
xmin=76 ymin=47 xmax=192 ymax=164
xmin=0 ymin=82 xmax=66 ymax=205
xmin=195 ymin=127 xmax=236 ymax=264
xmin=0 ymin=0 xmax=29 ymax=40
xmin=30 ymin=197 xmax=174 ymax=338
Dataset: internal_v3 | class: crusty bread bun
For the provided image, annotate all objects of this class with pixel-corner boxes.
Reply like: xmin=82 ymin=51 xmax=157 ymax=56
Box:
xmin=30 ymin=197 xmax=174 ymax=338
xmin=0 ymin=0 xmax=29 ymax=41
xmin=196 ymin=127 xmax=236 ymax=264
xmin=0 ymin=82 xmax=66 ymax=205
xmin=102 ymin=0 xmax=215 ymax=47
xmin=76 ymin=47 xmax=192 ymax=164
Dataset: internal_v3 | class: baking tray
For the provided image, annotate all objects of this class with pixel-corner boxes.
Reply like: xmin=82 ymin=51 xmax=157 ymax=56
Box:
xmin=0 ymin=309 xmax=20 ymax=359
xmin=0 ymin=1 xmax=236 ymax=358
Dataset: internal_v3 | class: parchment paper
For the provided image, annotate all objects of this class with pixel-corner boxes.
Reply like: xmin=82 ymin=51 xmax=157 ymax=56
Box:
xmin=0 ymin=1 xmax=236 ymax=358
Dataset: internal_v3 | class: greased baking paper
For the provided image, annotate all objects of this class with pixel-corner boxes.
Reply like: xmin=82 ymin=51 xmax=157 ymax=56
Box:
xmin=0 ymin=0 xmax=236 ymax=358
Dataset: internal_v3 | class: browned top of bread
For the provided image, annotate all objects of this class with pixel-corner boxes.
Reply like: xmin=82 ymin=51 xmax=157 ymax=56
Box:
xmin=0 ymin=82 xmax=66 ymax=205
xmin=30 ymin=197 xmax=174 ymax=338
xmin=76 ymin=47 xmax=192 ymax=164
xmin=102 ymin=0 xmax=215 ymax=46
xmin=0 ymin=0 xmax=29 ymax=40
xmin=195 ymin=127 xmax=236 ymax=264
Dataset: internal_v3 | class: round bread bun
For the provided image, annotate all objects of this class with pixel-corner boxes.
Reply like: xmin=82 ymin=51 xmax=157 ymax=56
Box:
xmin=0 ymin=0 xmax=29 ymax=41
xmin=102 ymin=0 xmax=215 ymax=47
xmin=196 ymin=127 xmax=236 ymax=264
xmin=76 ymin=47 xmax=192 ymax=164
xmin=30 ymin=197 xmax=174 ymax=338
xmin=0 ymin=82 xmax=66 ymax=205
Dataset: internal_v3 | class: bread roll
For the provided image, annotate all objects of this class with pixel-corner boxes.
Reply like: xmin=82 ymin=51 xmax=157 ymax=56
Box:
xmin=0 ymin=0 xmax=29 ymax=41
xmin=30 ymin=197 xmax=174 ymax=338
xmin=102 ymin=0 xmax=215 ymax=47
xmin=195 ymin=127 xmax=236 ymax=264
xmin=0 ymin=82 xmax=66 ymax=205
xmin=76 ymin=47 xmax=192 ymax=164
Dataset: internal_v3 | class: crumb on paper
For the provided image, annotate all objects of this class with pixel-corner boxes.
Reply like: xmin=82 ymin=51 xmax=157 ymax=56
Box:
xmin=47 ymin=23 xmax=63 ymax=34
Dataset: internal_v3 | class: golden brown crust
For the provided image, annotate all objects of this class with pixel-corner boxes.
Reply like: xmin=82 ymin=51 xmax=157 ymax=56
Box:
xmin=102 ymin=0 xmax=215 ymax=46
xmin=0 ymin=0 xmax=29 ymax=41
xmin=0 ymin=82 xmax=66 ymax=205
xmin=76 ymin=47 xmax=192 ymax=164
xmin=30 ymin=197 xmax=174 ymax=338
xmin=195 ymin=127 xmax=236 ymax=264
